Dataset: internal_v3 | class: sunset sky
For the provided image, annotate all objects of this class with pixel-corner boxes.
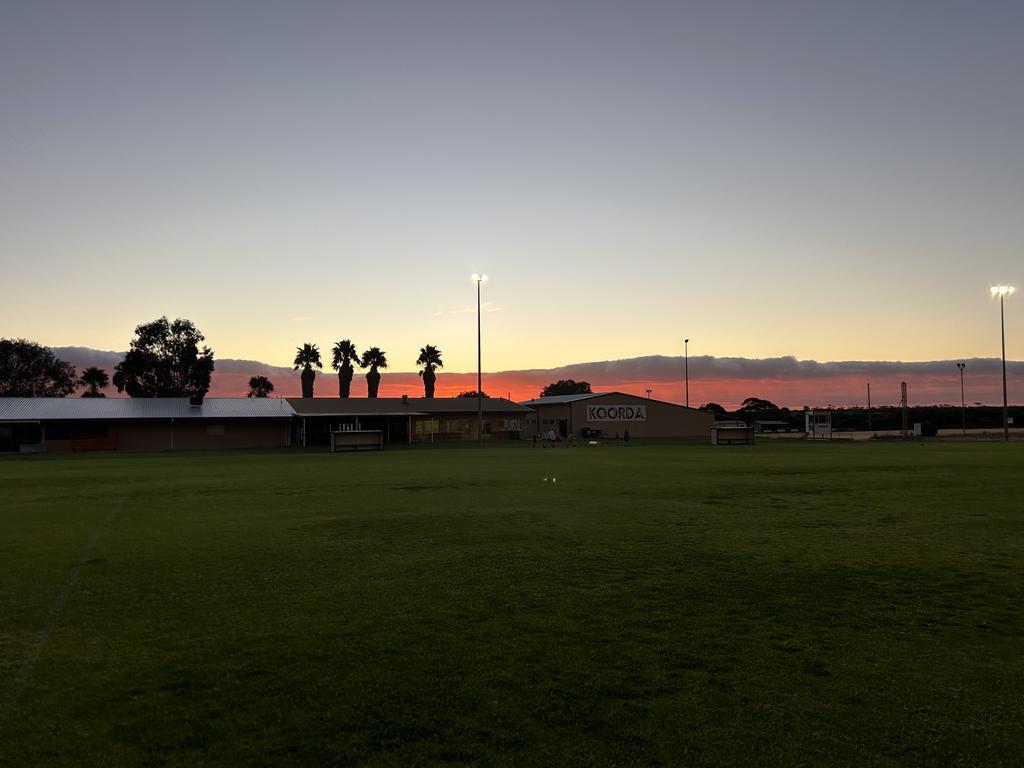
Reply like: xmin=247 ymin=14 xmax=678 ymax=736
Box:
xmin=2 ymin=1 xmax=1022 ymax=386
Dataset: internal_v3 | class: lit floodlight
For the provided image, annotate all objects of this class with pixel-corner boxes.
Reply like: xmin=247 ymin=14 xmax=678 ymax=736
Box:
xmin=471 ymin=273 xmax=489 ymax=284
xmin=990 ymin=284 xmax=1015 ymax=442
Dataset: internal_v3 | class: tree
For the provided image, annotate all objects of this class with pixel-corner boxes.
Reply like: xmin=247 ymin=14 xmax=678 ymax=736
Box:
xmin=331 ymin=340 xmax=359 ymax=398
xmin=293 ymin=343 xmax=322 ymax=398
xmin=0 ymin=339 xmax=76 ymax=397
xmin=416 ymin=344 xmax=443 ymax=398
xmin=456 ymin=390 xmax=490 ymax=398
xmin=540 ymin=379 xmax=592 ymax=397
xmin=79 ymin=367 xmax=109 ymax=398
xmin=700 ymin=402 xmax=727 ymax=415
xmin=361 ymin=347 xmax=388 ymax=398
xmin=247 ymin=376 xmax=274 ymax=398
xmin=113 ymin=318 xmax=214 ymax=398
xmin=737 ymin=397 xmax=778 ymax=413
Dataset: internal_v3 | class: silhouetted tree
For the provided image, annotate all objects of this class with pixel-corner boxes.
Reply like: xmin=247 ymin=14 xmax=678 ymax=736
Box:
xmin=361 ymin=347 xmax=387 ymax=398
xmin=293 ymin=343 xmax=322 ymax=398
xmin=416 ymin=344 xmax=443 ymax=398
xmin=540 ymin=379 xmax=592 ymax=397
xmin=331 ymin=340 xmax=359 ymax=398
xmin=700 ymin=402 xmax=727 ymax=415
xmin=79 ymin=367 xmax=109 ymax=398
xmin=247 ymin=376 xmax=274 ymax=398
xmin=737 ymin=397 xmax=778 ymax=413
xmin=112 ymin=318 xmax=214 ymax=398
xmin=456 ymin=390 xmax=489 ymax=398
xmin=0 ymin=339 xmax=76 ymax=397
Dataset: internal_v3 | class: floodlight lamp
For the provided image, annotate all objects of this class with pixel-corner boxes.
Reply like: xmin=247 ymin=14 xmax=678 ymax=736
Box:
xmin=991 ymin=285 xmax=1015 ymax=296
xmin=471 ymin=273 xmax=479 ymax=282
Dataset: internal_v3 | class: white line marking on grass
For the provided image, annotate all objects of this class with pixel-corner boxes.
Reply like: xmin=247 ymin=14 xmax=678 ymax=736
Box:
xmin=0 ymin=505 xmax=119 ymax=729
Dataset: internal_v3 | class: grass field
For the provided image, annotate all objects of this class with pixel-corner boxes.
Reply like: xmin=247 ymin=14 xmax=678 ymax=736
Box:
xmin=1 ymin=441 xmax=1022 ymax=766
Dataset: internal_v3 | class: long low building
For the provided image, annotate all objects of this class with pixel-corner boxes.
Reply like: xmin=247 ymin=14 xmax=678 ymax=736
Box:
xmin=0 ymin=393 xmax=706 ymax=452
xmin=0 ymin=397 xmax=294 ymax=452
xmin=286 ymin=397 xmax=532 ymax=446
xmin=0 ymin=396 xmax=533 ymax=452
xmin=520 ymin=391 xmax=712 ymax=439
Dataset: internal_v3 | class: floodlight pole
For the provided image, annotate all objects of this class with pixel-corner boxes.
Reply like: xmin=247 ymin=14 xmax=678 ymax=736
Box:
xmin=684 ymin=338 xmax=689 ymax=408
xmin=956 ymin=362 xmax=966 ymax=434
xmin=477 ymin=278 xmax=482 ymax=446
xmin=473 ymin=274 xmax=487 ymax=446
xmin=1000 ymin=293 xmax=1009 ymax=443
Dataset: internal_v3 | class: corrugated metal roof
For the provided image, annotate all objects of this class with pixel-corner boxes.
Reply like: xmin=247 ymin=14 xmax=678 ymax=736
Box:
xmin=519 ymin=393 xmax=604 ymax=405
xmin=0 ymin=397 xmax=295 ymax=421
xmin=287 ymin=397 xmax=532 ymax=416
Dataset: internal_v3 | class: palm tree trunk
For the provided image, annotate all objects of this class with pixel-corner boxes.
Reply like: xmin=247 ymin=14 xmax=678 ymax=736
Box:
xmin=339 ymin=364 xmax=353 ymax=398
xmin=423 ymin=368 xmax=436 ymax=398
xmin=366 ymin=367 xmax=381 ymax=398
xmin=301 ymin=365 xmax=315 ymax=398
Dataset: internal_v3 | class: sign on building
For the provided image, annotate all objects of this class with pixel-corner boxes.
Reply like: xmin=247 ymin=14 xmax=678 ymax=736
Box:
xmin=586 ymin=404 xmax=646 ymax=421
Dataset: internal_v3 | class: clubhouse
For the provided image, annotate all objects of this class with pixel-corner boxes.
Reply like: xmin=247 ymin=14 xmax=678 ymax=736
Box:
xmin=0 ymin=396 xmax=531 ymax=453
xmin=0 ymin=392 xmax=711 ymax=453
xmin=521 ymin=391 xmax=713 ymax=440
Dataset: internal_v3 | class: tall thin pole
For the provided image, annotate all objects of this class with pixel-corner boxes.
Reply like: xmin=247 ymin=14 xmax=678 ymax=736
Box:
xmin=477 ymin=278 xmax=483 ymax=447
xmin=1000 ymin=294 xmax=1009 ymax=443
xmin=867 ymin=383 xmax=871 ymax=430
xmin=957 ymin=363 xmax=966 ymax=434
xmin=684 ymin=338 xmax=689 ymax=408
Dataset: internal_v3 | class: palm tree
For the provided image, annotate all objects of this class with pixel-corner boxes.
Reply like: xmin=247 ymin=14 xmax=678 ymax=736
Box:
xmin=247 ymin=376 xmax=274 ymax=398
xmin=416 ymin=344 xmax=443 ymax=398
xmin=360 ymin=347 xmax=388 ymax=398
xmin=331 ymin=340 xmax=360 ymax=398
xmin=78 ymin=366 xmax=109 ymax=398
xmin=293 ymin=343 xmax=323 ymax=398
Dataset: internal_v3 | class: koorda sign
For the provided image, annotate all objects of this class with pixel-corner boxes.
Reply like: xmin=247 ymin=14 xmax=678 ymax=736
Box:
xmin=585 ymin=404 xmax=646 ymax=422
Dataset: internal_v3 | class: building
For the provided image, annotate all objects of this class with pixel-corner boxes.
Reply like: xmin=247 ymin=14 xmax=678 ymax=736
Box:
xmin=0 ymin=396 xmax=534 ymax=452
xmin=287 ymin=397 xmax=532 ymax=446
xmin=752 ymin=420 xmax=799 ymax=433
xmin=803 ymin=407 xmax=833 ymax=438
xmin=520 ymin=392 xmax=712 ymax=440
xmin=0 ymin=397 xmax=294 ymax=453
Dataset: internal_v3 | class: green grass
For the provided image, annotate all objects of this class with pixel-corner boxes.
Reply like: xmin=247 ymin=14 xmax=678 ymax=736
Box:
xmin=1 ymin=441 xmax=1022 ymax=766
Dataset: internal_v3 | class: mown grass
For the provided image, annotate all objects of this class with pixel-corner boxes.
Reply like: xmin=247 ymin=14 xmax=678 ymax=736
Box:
xmin=0 ymin=441 xmax=1022 ymax=766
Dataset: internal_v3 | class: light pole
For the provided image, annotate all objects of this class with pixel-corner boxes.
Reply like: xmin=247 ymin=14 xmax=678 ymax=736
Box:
xmin=990 ymin=286 xmax=1015 ymax=443
xmin=472 ymin=273 xmax=488 ymax=446
xmin=956 ymin=362 xmax=966 ymax=434
xmin=684 ymin=338 xmax=689 ymax=408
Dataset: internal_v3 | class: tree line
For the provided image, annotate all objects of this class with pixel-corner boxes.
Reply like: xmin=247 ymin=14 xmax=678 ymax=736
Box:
xmin=1 ymin=317 xmax=450 ymax=400
xmin=288 ymin=341 xmax=443 ymax=399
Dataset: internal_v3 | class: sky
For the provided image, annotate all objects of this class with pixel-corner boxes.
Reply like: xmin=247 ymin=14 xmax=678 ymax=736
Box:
xmin=2 ymin=0 xmax=1022 ymax=383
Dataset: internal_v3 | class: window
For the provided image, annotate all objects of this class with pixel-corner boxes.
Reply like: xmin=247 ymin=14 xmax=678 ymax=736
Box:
xmin=414 ymin=419 xmax=440 ymax=435
xmin=206 ymin=424 xmax=226 ymax=436
xmin=444 ymin=419 xmax=472 ymax=434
